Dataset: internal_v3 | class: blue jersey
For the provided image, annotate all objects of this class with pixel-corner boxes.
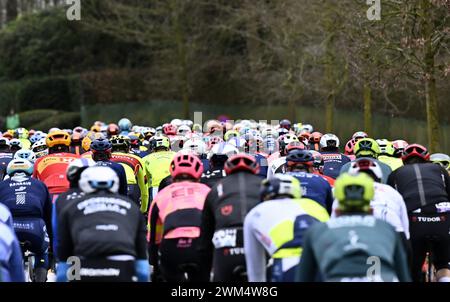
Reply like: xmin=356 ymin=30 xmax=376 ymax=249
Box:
xmin=0 ymin=222 xmax=25 ymax=282
xmin=95 ymin=160 xmax=128 ymax=196
xmin=254 ymin=153 xmax=269 ymax=178
xmin=287 ymin=171 xmax=334 ymax=213
xmin=321 ymin=152 xmax=351 ymax=179
xmin=0 ymin=175 xmax=52 ymax=240
xmin=201 ymin=158 xmax=210 ymax=173
xmin=0 ymin=203 xmax=13 ymax=229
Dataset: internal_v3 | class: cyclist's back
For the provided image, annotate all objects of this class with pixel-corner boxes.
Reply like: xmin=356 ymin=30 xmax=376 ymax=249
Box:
xmin=0 ymin=221 xmax=25 ymax=282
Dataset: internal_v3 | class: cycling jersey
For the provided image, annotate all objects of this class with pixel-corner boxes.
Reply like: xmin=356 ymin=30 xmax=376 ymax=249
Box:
xmin=0 ymin=203 xmax=13 ymax=228
xmin=387 ymin=163 xmax=450 ymax=213
xmin=111 ymin=152 xmax=148 ymax=213
xmin=33 ymin=152 xmax=80 ymax=195
xmin=253 ymin=153 xmax=269 ymax=178
xmin=378 ymin=155 xmax=403 ymax=171
xmin=244 ymin=198 xmax=329 ymax=282
xmin=331 ymin=182 xmax=410 ymax=239
xmin=58 ymin=191 xmax=147 ymax=261
xmin=0 ymin=222 xmax=25 ymax=282
xmin=70 ymin=144 xmax=85 ymax=156
xmin=267 ymin=157 xmax=286 ymax=179
xmin=19 ymin=138 xmax=31 ymax=150
xmin=340 ymin=157 xmax=392 ymax=184
xmin=201 ymin=169 xmax=227 ymax=188
xmin=142 ymin=150 xmax=176 ymax=198
xmin=198 ymin=171 xmax=262 ymax=281
xmin=297 ymin=214 xmax=411 ymax=282
xmin=313 ymin=172 xmax=335 ymax=187
xmin=321 ymin=152 xmax=352 ymax=179
xmin=286 ymin=171 xmax=334 ymax=213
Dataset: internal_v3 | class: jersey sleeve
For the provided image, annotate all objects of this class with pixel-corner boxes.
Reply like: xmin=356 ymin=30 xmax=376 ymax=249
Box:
xmin=296 ymin=226 xmax=319 ymax=282
xmin=243 ymin=210 xmax=267 ymax=282
xmin=136 ymin=164 xmax=149 ymax=213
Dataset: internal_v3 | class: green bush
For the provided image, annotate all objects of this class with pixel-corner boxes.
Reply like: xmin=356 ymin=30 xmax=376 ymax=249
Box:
xmin=19 ymin=109 xmax=60 ymax=128
xmin=30 ymin=112 xmax=81 ymax=131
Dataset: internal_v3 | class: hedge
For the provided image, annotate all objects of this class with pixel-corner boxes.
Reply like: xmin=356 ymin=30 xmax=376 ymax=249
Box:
xmin=30 ymin=112 xmax=81 ymax=131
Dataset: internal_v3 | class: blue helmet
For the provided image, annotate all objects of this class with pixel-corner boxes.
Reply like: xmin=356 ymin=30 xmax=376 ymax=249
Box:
xmin=118 ymin=118 xmax=132 ymax=132
xmin=7 ymin=159 xmax=34 ymax=176
xmin=14 ymin=149 xmax=37 ymax=163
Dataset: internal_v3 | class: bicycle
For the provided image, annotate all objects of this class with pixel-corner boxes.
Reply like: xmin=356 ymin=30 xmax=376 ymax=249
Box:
xmin=20 ymin=241 xmax=35 ymax=282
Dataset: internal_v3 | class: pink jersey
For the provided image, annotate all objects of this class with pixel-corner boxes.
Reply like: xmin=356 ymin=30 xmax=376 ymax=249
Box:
xmin=148 ymin=181 xmax=211 ymax=242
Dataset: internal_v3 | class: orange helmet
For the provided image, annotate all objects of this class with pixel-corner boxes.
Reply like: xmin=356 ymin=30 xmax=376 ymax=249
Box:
xmin=46 ymin=131 xmax=71 ymax=148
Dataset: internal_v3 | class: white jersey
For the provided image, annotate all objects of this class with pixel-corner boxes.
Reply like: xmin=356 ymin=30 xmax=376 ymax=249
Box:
xmin=331 ymin=182 xmax=410 ymax=239
xmin=244 ymin=198 xmax=329 ymax=282
xmin=266 ymin=157 xmax=286 ymax=179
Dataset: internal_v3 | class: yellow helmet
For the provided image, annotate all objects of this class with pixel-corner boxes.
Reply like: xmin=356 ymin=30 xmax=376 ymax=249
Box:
xmin=46 ymin=131 xmax=71 ymax=148
xmin=334 ymin=173 xmax=374 ymax=213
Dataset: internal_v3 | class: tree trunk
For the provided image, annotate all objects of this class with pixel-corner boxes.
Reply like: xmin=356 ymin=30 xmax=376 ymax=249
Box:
xmin=421 ymin=0 xmax=440 ymax=152
xmin=363 ymin=82 xmax=372 ymax=135
xmin=6 ymin=0 xmax=18 ymax=23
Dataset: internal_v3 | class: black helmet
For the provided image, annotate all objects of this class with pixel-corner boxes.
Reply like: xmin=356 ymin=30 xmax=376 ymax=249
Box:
xmin=279 ymin=119 xmax=292 ymax=130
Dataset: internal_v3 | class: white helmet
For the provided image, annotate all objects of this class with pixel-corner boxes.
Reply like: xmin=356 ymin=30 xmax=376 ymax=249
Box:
xmin=183 ymin=138 xmax=207 ymax=155
xmin=177 ymin=125 xmax=192 ymax=136
xmin=67 ymin=158 xmax=96 ymax=182
xmin=207 ymin=142 xmax=239 ymax=160
xmin=262 ymin=127 xmax=278 ymax=139
xmin=227 ymin=137 xmax=247 ymax=152
xmin=301 ymin=124 xmax=314 ymax=133
xmin=348 ymin=158 xmax=383 ymax=182
xmin=320 ymin=133 xmax=340 ymax=149
xmin=171 ymin=119 xmax=183 ymax=128
xmin=14 ymin=149 xmax=37 ymax=163
xmin=79 ymin=166 xmax=119 ymax=194
xmin=32 ymin=139 xmax=48 ymax=158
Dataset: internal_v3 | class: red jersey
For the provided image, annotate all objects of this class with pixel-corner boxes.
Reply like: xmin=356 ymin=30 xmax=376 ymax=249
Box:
xmin=33 ymin=152 xmax=80 ymax=195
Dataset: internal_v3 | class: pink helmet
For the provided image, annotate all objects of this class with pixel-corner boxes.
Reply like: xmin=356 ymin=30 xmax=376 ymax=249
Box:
xmin=163 ymin=124 xmax=177 ymax=136
xmin=170 ymin=153 xmax=204 ymax=180
xmin=345 ymin=139 xmax=356 ymax=155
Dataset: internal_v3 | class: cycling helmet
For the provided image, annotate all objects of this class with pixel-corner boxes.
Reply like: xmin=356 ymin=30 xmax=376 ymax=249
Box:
xmin=376 ymin=139 xmax=395 ymax=156
xmin=207 ymin=142 xmax=239 ymax=160
xmin=319 ymin=133 xmax=340 ymax=150
xmin=392 ymin=140 xmax=409 ymax=157
xmin=118 ymin=118 xmax=132 ymax=132
xmin=170 ymin=119 xmax=184 ymax=128
xmin=344 ymin=139 xmax=356 ymax=155
xmin=91 ymin=138 xmax=113 ymax=152
xmin=334 ymin=173 xmax=374 ymax=213
xmin=177 ymin=125 xmax=192 ymax=136
xmin=279 ymin=119 xmax=292 ymax=130
xmin=224 ymin=130 xmax=240 ymax=142
xmin=192 ymin=123 xmax=202 ymax=133
xmin=227 ymin=137 xmax=247 ymax=152
xmin=67 ymin=158 xmax=96 ymax=183
xmin=32 ymin=139 xmax=48 ymax=158
xmin=143 ymin=127 xmax=156 ymax=140
xmin=183 ymin=138 xmax=207 ymax=156
xmin=206 ymin=136 xmax=224 ymax=150
xmin=278 ymin=134 xmax=300 ymax=154
xmin=309 ymin=150 xmax=325 ymax=173
xmin=2 ymin=132 xmax=13 ymax=140
xmin=0 ymin=137 xmax=10 ymax=147
xmin=14 ymin=149 xmax=36 ymax=163
xmin=152 ymin=135 xmax=170 ymax=150
xmin=286 ymin=149 xmax=315 ymax=169
xmin=170 ymin=153 xmax=204 ymax=180
xmin=79 ymin=166 xmax=119 ymax=194
xmin=182 ymin=120 xmax=194 ymax=128
xmin=354 ymin=138 xmax=380 ymax=158
xmin=301 ymin=124 xmax=314 ymax=133
xmin=46 ymin=130 xmax=71 ymax=148
xmin=224 ymin=154 xmax=259 ymax=175
xmin=348 ymin=158 xmax=383 ymax=182
xmin=29 ymin=132 xmax=46 ymax=144
xmin=107 ymin=124 xmax=120 ymax=137
xmin=352 ymin=131 xmax=369 ymax=141
xmin=309 ymin=132 xmax=323 ymax=144
xmin=7 ymin=159 xmax=34 ymax=176
xmin=9 ymin=139 xmax=23 ymax=151
xmin=402 ymin=144 xmax=430 ymax=163
xmin=278 ymin=128 xmax=289 ymax=137
xmin=260 ymin=174 xmax=302 ymax=201
xmin=163 ymin=124 xmax=177 ymax=136
xmin=430 ymin=153 xmax=450 ymax=171
xmin=285 ymin=141 xmax=306 ymax=154
xmin=110 ymin=135 xmax=131 ymax=152
xmin=15 ymin=128 xmax=29 ymax=139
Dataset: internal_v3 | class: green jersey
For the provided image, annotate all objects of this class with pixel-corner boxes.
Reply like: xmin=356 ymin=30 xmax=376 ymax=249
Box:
xmin=297 ymin=214 xmax=411 ymax=282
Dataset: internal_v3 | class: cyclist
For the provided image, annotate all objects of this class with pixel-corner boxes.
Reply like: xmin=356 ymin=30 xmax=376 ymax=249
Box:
xmin=244 ymin=174 xmax=329 ymax=282
xmin=376 ymin=139 xmax=403 ymax=171
xmin=267 ymin=134 xmax=299 ymax=166
xmin=0 ymin=220 xmax=25 ymax=282
xmin=333 ymin=158 xmax=410 ymax=239
xmin=201 ymin=142 xmax=239 ymax=188
xmin=388 ymin=144 xmax=450 ymax=282
xmin=31 ymin=139 xmax=48 ymax=159
xmin=110 ymin=135 xmax=149 ymax=213
xmin=267 ymin=141 xmax=306 ymax=179
xmin=319 ymin=133 xmax=351 ymax=179
xmin=297 ymin=173 xmax=411 ymax=282
xmin=118 ymin=118 xmax=133 ymax=137
xmin=430 ymin=153 xmax=450 ymax=176
xmin=33 ymin=130 xmax=80 ymax=203
xmin=285 ymin=150 xmax=334 ymax=214
xmin=70 ymin=127 xmax=86 ymax=156
xmin=198 ymin=154 xmax=261 ymax=281
xmin=0 ymin=159 xmax=52 ymax=282
xmin=15 ymin=128 xmax=31 ymax=150
xmin=142 ymin=135 xmax=176 ymax=203
xmin=0 ymin=138 xmax=13 ymax=180
xmin=148 ymin=153 xmax=210 ymax=282
xmin=57 ymin=166 xmax=149 ymax=282
xmin=90 ymin=138 xmax=128 ymax=197
xmin=340 ymin=138 xmax=392 ymax=183
xmin=309 ymin=150 xmax=335 ymax=187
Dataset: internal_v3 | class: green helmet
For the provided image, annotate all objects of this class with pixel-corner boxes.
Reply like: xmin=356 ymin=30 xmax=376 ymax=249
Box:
xmin=260 ymin=174 xmax=302 ymax=200
xmin=376 ymin=139 xmax=395 ymax=156
xmin=334 ymin=173 xmax=374 ymax=213
xmin=354 ymin=138 xmax=380 ymax=158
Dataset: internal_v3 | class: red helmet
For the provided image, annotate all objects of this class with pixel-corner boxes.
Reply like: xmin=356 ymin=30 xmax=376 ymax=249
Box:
xmin=163 ymin=124 xmax=177 ymax=136
xmin=309 ymin=132 xmax=323 ymax=144
xmin=107 ymin=124 xmax=120 ymax=137
xmin=285 ymin=141 xmax=306 ymax=154
xmin=298 ymin=132 xmax=311 ymax=142
xmin=345 ymin=139 xmax=356 ymax=155
xmin=402 ymin=144 xmax=430 ymax=162
xmin=170 ymin=153 xmax=204 ymax=180
xmin=225 ymin=154 xmax=259 ymax=175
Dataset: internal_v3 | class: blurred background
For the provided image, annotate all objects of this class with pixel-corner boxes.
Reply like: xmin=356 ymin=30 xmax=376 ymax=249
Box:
xmin=0 ymin=0 xmax=448 ymax=152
